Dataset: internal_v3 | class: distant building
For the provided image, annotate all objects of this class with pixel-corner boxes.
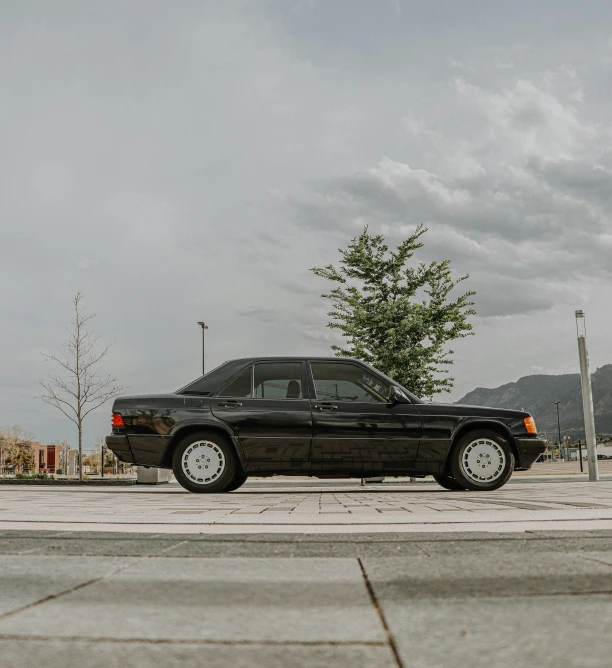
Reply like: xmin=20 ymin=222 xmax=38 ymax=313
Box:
xmin=26 ymin=442 xmax=63 ymax=474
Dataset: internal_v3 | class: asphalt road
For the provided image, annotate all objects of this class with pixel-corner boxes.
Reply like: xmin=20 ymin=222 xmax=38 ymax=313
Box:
xmin=2 ymin=529 xmax=612 ymax=667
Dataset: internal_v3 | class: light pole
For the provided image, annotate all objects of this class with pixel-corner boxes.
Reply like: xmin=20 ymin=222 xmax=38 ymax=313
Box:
xmin=575 ymin=310 xmax=599 ymax=481
xmin=555 ymin=401 xmax=562 ymax=460
xmin=197 ymin=322 xmax=209 ymax=375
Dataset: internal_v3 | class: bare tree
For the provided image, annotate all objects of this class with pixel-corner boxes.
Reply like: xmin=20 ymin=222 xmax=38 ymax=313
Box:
xmin=37 ymin=291 xmax=126 ymax=480
xmin=51 ymin=439 xmax=71 ymax=474
xmin=0 ymin=428 xmax=6 ymax=476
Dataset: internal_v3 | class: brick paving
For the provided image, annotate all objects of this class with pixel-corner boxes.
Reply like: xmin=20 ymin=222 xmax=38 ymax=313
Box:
xmin=518 ymin=460 xmax=612 ymax=475
xmin=3 ymin=529 xmax=612 ymax=667
xmin=4 ymin=480 xmax=612 ymax=665
xmin=3 ymin=477 xmax=612 ymax=533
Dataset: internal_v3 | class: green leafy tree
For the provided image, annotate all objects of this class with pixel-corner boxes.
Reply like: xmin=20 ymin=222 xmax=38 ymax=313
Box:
xmin=11 ymin=444 xmax=35 ymax=473
xmin=1 ymin=425 xmax=36 ymax=474
xmin=311 ymin=225 xmax=476 ymax=397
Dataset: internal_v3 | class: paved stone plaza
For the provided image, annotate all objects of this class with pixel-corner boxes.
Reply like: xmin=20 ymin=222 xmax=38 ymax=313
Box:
xmin=3 ymin=527 xmax=612 ymax=667
xmin=3 ymin=478 xmax=612 ymax=667
xmin=2 ymin=476 xmax=612 ymax=533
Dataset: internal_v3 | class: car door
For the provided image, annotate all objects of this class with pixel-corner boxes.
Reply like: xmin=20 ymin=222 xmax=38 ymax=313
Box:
xmin=308 ymin=360 xmax=421 ymax=473
xmin=209 ymin=361 xmax=312 ymax=472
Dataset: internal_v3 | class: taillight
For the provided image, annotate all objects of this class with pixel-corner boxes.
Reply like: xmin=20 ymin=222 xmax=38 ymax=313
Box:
xmin=112 ymin=413 xmax=125 ymax=428
xmin=524 ymin=416 xmax=537 ymax=434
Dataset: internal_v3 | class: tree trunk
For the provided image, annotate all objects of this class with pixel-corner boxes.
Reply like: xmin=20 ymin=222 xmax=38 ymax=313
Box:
xmin=78 ymin=424 xmax=83 ymax=481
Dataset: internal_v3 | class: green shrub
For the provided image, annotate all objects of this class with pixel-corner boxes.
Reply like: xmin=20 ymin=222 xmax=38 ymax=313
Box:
xmin=15 ymin=473 xmax=54 ymax=480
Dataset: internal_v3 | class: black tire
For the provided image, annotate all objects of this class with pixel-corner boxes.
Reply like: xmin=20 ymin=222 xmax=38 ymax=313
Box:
xmin=432 ymin=474 xmax=466 ymax=491
xmin=225 ymin=471 xmax=248 ymax=492
xmin=449 ymin=429 xmax=514 ymax=491
xmin=172 ymin=430 xmax=238 ymax=494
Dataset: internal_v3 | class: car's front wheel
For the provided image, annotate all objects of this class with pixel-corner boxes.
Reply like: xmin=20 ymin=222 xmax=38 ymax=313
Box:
xmin=172 ymin=431 xmax=238 ymax=493
xmin=449 ymin=430 xmax=514 ymax=491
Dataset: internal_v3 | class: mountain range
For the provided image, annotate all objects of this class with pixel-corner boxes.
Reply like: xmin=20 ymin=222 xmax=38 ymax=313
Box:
xmin=456 ymin=364 xmax=612 ymax=440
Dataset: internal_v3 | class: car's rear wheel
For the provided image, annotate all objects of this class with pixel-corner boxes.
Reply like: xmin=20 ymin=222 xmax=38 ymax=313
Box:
xmin=172 ymin=431 xmax=238 ymax=493
xmin=225 ymin=471 xmax=248 ymax=492
xmin=432 ymin=474 xmax=466 ymax=491
xmin=449 ymin=430 xmax=514 ymax=491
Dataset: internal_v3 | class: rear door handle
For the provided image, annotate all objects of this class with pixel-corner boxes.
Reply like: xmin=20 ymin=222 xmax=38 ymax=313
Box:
xmin=318 ymin=403 xmax=337 ymax=411
xmin=218 ymin=401 xmax=242 ymax=408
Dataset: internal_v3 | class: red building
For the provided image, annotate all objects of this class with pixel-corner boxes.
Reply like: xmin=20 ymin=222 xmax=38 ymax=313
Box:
xmin=27 ymin=443 xmax=63 ymax=474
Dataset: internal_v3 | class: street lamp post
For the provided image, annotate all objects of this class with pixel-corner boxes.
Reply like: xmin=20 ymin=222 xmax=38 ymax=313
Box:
xmin=197 ymin=322 xmax=209 ymax=375
xmin=575 ymin=310 xmax=599 ymax=481
xmin=555 ymin=401 xmax=562 ymax=460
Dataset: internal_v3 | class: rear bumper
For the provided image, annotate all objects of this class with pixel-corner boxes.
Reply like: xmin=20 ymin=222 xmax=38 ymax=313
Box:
xmin=127 ymin=434 xmax=172 ymax=467
xmin=106 ymin=434 xmax=172 ymax=467
xmin=514 ymin=437 xmax=547 ymax=470
xmin=105 ymin=435 xmax=135 ymax=464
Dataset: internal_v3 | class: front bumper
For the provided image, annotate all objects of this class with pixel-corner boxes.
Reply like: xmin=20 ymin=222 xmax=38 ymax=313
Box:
xmin=514 ymin=437 xmax=547 ymax=470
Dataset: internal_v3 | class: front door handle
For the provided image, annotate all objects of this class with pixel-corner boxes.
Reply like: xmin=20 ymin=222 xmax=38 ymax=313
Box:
xmin=217 ymin=401 xmax=242 ymax=408
xmin=317 ymin=403 xmax=338 ymax=411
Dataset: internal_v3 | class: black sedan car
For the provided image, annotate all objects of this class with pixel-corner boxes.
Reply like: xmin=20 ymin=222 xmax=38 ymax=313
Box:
xmin=106 ymin=357 xmax=545 ymax=493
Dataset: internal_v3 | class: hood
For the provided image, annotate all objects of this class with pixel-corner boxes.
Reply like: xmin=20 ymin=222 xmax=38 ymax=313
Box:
xmin=430 ymin=402 xmax=531 ymax=419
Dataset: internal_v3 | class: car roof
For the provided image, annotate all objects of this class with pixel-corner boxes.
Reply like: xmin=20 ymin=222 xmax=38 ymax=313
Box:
xmin=177 ymin=356 xmax=423 ymax=403
xmin=225 ymin=356 xmax=364 ymax=363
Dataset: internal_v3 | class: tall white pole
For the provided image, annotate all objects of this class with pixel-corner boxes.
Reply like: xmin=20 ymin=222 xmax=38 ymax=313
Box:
xmin=575 ymin=310 xmax=599 ymax=481
xmin=197 ymin=322 xmax=208 ymax=375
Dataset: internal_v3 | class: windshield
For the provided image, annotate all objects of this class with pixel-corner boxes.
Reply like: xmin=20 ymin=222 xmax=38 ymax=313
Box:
xmin=359 ymin=361 xmax=423 ymax=404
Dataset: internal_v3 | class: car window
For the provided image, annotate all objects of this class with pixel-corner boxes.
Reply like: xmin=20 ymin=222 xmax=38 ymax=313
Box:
xmin=253 ymin=362 xmax=303 ymax=399
xmin=176 ymin=361 xmax=234 ymax=395
xmin=217 ymin=365 xmax=253 ymax=397
xmin=310 ymin=362 xmax=391 ymax=403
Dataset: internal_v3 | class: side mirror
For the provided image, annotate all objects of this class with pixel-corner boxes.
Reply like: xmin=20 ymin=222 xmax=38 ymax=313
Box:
xmin=389 ymin=386 xmax=410 ymax=404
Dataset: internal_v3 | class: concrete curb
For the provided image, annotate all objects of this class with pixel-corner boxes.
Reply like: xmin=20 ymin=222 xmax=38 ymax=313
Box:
xmin=0 ymin=479 xmax=138 ymax=486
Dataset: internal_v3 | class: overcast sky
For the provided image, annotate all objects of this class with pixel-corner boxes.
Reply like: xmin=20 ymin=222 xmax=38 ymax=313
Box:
xmin=2 ymin=0 xmax=612 ymax=449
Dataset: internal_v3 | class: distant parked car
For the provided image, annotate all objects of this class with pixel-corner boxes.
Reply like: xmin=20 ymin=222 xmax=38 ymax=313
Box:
xmin=106 ymin=357 xmax=546 ymax=493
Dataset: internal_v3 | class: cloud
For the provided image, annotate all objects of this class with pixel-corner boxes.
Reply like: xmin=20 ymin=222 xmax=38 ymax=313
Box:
xmin=469 ymin=275 xmax=564 ymax=318
xmin=291 ymin=70 xmax=612 ymax=320
xmin=454 ymin=77 xmax=596 ymax=160
xmin=235 ymin=308 xmax=281 ymax=323
xmin=2 ymin=0 xmax=612 ymax=439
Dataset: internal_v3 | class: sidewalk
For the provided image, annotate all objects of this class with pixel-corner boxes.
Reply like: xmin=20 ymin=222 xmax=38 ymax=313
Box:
xmin=3 ymin=477 xmax=612 ymax=534
xmin=4 ymin=479 xmax=612 ymax=667
xmin=516 ymin=460 xmax=612 ymax=475
xmin=3 ymin=528 xmax=612 ymax=667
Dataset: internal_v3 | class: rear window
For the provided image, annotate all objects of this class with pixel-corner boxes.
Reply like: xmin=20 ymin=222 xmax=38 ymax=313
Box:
xmin=253 ymin=362 xmax=303 ymax=399
xmin=217 ymin=365 xmax=253 ymax=397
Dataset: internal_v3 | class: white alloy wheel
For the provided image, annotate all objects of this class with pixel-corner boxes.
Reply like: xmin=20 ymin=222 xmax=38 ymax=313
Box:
xmin=181 ymin=440 xmax=225 ymax=485
xmin=460 ymin=437 xmax=506 ymax=483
